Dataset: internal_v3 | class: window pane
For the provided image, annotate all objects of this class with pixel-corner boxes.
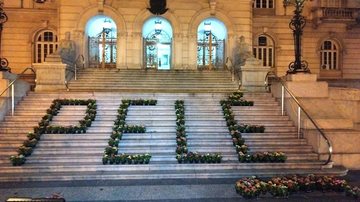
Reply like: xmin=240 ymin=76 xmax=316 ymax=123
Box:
xmin=259 ymin=36 xmax=267 ymax=46
xmin=268 ymin=0 xmax=273 ymax=8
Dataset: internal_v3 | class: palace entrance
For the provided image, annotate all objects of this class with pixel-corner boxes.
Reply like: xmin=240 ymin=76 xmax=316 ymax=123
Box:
xmin=142 ymin=17 xmax=173 ymax=70
xmin=86 ymin=16 xmax=117 ymax=68
xmin=197 ymin=18 xmax=227 ymax=69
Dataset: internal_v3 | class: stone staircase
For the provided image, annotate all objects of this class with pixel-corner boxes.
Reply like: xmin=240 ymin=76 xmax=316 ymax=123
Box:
xmin=0 ymin=91 xmax=347 ymax=182
xmin=67 ymin=68 xmax=239 ymax=93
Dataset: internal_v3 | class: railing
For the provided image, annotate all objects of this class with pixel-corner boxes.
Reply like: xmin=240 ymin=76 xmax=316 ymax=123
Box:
xmin=320 ymin=7 xmax=356 ymax=19
xmin=0 ymin=67 xmax=36 ymax=116
xmin=64 ymin=54 xmax=84 ymax=90
xmin=265 ymin=73 xmax=333 ymax=166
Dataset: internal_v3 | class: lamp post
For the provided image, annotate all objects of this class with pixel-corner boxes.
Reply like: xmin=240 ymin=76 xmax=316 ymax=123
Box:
xmin=204 ymin=22 xmax=213 ymax=70
xmin=101 ymin=19 xmax=111 ymax=68
xmin=0 ymin=2 xmax=9 ymax=72
xmin=285 ymin=0 xmax=310 ymax=74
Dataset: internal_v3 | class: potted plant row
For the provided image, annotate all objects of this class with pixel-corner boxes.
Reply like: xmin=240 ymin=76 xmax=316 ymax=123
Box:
xmin=238 ymin=151 xmax=287 ymax=163
xmin=10 ymin=99 xmax=97 ymax=166
xmin=221 ymin=93 xmax=287 ymax=163
xmin=176 ymin=152 xmax=222 ymax=164
xmin=102 ymin=99 xmax=155 ymax=165
xmin=102 ymin=153 xmax=151 ymax=164
xmin=174 ymin=100 xmax=222 ymax=164
xmin=235 ymin=175 xmax=360 ymax=199
xmin=122 ymin=99 xmax=157 ymax=106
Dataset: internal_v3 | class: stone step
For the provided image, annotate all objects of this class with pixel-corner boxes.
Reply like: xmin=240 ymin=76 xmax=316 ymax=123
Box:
xmin=0 ymin=166 xmax=347 ymax=182
xmin=29 ymin=144 xmax=314 ymax=154
xmin=5 ymin=115 xmax=290 ymax=122
xmin=22 ymin=132 xmax=298 ymax=141
xmin=0 ymin=162 xmax=328 ymax=176
xmin=11 ymin=153 xmax=319 ymax=165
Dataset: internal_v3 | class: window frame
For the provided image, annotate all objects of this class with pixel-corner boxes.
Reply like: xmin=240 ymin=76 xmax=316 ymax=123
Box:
xmin=34 ymin=30 xmax=58 ymax=63
xmin=253 ymin=34 xmax=275 ymax=68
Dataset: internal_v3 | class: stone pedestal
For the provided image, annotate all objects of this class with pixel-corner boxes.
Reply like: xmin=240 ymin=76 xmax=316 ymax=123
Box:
xmin=240 ymin=57 xmax=270 ymax=92
xmin=33 ymin=55 xmax=67 ymax=91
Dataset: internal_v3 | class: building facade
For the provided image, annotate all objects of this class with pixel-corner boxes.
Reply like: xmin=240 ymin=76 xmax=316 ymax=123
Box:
xmin=2 ymin=0 xmax=360 ymax=78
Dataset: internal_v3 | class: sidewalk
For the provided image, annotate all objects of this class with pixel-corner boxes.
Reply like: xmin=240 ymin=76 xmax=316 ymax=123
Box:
xmin=1 ymin=171 xmax=359 ymax=201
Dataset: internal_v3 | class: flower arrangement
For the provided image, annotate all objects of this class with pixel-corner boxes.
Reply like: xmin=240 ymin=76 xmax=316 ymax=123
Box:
xmin=10 ymin=99 xmax=97 ymax=166
xmin=102 ymin=99 xmax=155 ymax=165
xmin=176 ymin=152 xmax=222 ymax=164
xmin=221 ymin=92 xmax=286 ymax=163
xmin=122 ymin=99 xmax=157 ymax=106
xmin=235 ymin=175 xmax=360 ymax=199
xmin=238 ymin=152 xmax=287 ymax=163
xmin=174 ymin=100 xmax=222 ymax=164
xmin=220 ymin=92 xmax=254 ymax=106
xmin=102 ymin=153 xmax=151 ymax=164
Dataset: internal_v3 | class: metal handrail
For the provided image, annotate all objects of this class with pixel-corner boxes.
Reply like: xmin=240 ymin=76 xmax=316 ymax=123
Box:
xmin=265 ymin=73 xmax=333 ymax=166
xmin=65 ymin=54 xmax=84 ymax=90
xmin=0 ymin=66 xmax=36 ymax=116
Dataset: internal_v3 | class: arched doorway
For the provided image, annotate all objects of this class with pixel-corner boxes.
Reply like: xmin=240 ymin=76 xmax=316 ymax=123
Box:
xmin=86 ymin=16 xmax=117 ymax=68
xmin=142 ymin=17 xmax=173 ymax=70
xmin=197 ymin=18 xmax=227 ymax=69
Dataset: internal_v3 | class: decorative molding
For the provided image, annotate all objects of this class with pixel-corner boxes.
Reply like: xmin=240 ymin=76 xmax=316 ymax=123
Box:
xmin=98 ymin=0 xmax=104 ymax=13
xmin=209 ymin=0 xmax=217 ymax=15
xmin=147 ymin=0 xmax=168 ymax=15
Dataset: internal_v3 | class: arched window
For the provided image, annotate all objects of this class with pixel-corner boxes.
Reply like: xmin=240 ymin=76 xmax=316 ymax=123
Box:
xmin=34 ymin=30 xmax=58 ymax=63
xmin=254 ymin=0 xmax=274 ymax=8
xmin=142 ymin=17 xmax=173 ymax=70
xmin=197 ymin=18 xmax=227 ymax=69
xmin=320 ymin=40 xmax=339 ymax=70
xmin=253 ymin=35 xmax=274 ymax=67
xmin=86 ymin=16 xmax=117 ymax=68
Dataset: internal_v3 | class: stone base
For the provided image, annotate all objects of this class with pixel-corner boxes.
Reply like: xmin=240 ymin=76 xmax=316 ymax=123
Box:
xmin=240 ymin=58 xmax=270 ymax=92
xmin=284 ymin=73 xmax=329 ymax=98
xmin=320 ymin=154 xmax=360 ymax=169
xmin=305 ymin=129 xmax=360 ymax=169
xmin=33 ymin=63 xmax=67 ymax=92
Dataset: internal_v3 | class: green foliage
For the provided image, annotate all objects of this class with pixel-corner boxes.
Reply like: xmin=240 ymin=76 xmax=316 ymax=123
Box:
xmin=235 ymin=175 xmax=360 ymax=199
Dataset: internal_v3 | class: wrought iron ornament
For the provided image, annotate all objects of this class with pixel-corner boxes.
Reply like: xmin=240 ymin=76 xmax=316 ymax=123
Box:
xmin=286 ymin=0 xmax=310 ymax=74
xmin=148 ymin=0 xmax=168 ymax=15
xmin=0 ymin=2 xmax=10 ymax=72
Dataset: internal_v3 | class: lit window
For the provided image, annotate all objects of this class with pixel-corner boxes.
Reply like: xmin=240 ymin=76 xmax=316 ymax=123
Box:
xmin=253 ymin=35 xmax=274 ymax=67
xmin=320 ymin=40 xmax=339 ymax=70
xmin=254 ymin=0 xmax=274 ymax=8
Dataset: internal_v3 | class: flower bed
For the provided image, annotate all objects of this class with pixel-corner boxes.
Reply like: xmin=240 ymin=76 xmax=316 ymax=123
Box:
xmin=10 ymin=99 xmax=97 ymax=166
xmin=174 ymin=100 xmax=222 ymax=164
xmin=102 ymin=99 xmax=153 ymax=165
xmin=235 ymin=175 xmax=360 ymax=199
xmin=221 ymin=92 xmax=287 ymax=163
xmin=238 ymin=151 xmax=286 ymax=163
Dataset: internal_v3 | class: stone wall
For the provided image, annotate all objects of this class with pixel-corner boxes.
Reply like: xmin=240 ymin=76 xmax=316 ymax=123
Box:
xmin=2 ymin=0 xmax=360 ymax=78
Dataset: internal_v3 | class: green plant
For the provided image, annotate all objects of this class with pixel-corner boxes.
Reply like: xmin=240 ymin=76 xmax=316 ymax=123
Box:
xmin=9 ymin=155 xmax=26 ymax=166
xmin=17 ymin=146 xmax=33 ymax=157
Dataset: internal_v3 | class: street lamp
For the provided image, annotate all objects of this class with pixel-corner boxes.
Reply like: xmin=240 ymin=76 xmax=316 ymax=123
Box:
xmin=101 ymin=19 xmax=112 ymax=68
xmin=204 ymin=22 xmax=213 ymax=70
xmin=284 ymin=0 xmax=310 ymax=74
xmin=0 ymin=2 xmax=9 ymax=72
